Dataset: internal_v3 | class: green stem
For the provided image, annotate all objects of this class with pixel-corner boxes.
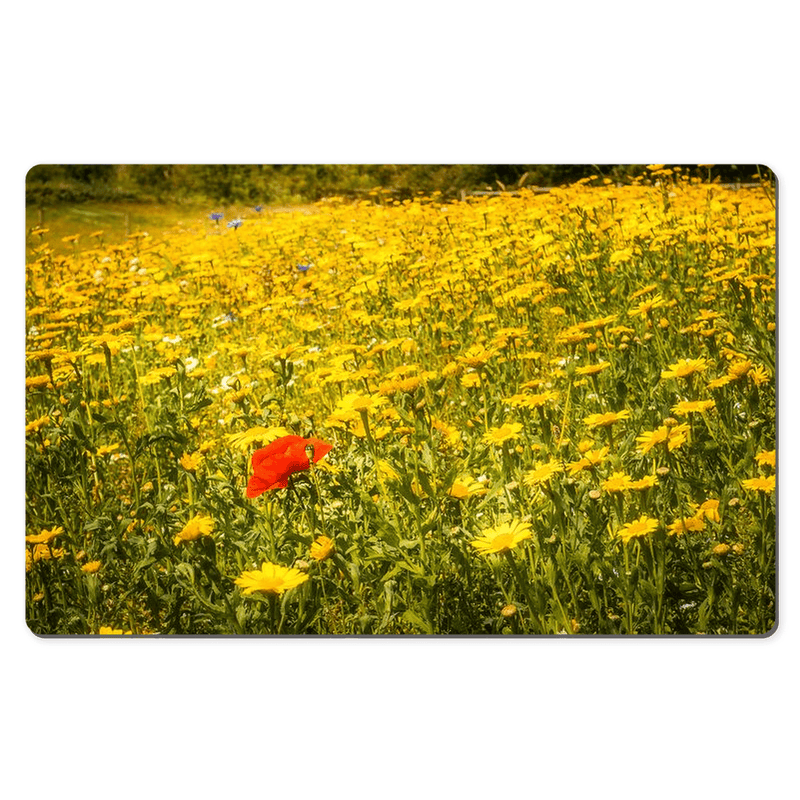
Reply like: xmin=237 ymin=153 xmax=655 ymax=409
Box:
xmin=503 ymin=550 xmax=542 ymax=634
xmin=623 ymin=543 xmax=635 ymax=634
xmin=269 ymin=593 xmax=277 ymax=635
xmin=648 ymin=536 xmax=665 ymax=634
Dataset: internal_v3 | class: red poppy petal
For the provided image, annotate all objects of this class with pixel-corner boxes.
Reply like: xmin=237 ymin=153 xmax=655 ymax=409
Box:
xmin=252 ymin=436 xmax=310 ymax=472
xmin=261 ymin=435 xmax=306 ymax=459
xmin=307 ymin=438 xmax=333 ymax=463
xmin=246 ymin=475 xmax=270 ymax=498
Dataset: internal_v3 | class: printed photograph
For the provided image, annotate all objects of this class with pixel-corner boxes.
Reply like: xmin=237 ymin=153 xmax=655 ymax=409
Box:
xmin=24 ymin=165 xmax=777 ymax=635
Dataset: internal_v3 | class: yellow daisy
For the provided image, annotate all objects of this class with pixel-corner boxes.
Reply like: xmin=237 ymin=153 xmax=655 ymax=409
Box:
xmin=234 ymin=561 xmax=310 ymax=595
xmin=179 ymin=452 xmax=204 ymax=471
xmin=566 ymin=446 xmax=609 ymax=475
xmin=661 ymin=358 xmax=708 ymax=380
xmin=741 ymin=476 xmax=775 ymax=493
xmin=482 ymin=423 xmax=523 ymax=446
xmin=667 ymin=516 xmax=705 ymax=536
xmin=470 ymin=520 xmax=532 ymax=556
xmin=601 ymin=472 xmax=633 ymax=493
xmin=583 ymin=409 xmax=630 ymax=428
xmin=25 ymin=526 xmax=65 ymax=544
xmin=310 ymin=536 xmax=335 ymax=562
xmin=448 ymin=476 xmax=488 ymax=499
xmin=615 ymin=515 xmax=659 ymax=544
xmin=671 ymin=399 xmax=716 ymax=415
xmin=575 ymin=361 xmax=612 ymax=376
xmin=636 ymin=423 xmax=689 ymax=454
xmin=173 ymin=514 xmax=214 ymax=546
xmin=523 ymin=460 xmax=563 ymax=487
xmin=755 ymin=450 xmax=775 ymax=469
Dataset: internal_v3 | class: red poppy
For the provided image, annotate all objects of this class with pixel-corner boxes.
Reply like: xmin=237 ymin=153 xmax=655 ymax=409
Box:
xmin=246 ymin=435 xmax=333 ymax=498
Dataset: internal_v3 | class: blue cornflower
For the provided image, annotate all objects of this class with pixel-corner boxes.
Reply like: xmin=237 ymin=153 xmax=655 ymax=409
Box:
xmin=210 ymin=212 xmax=224 ymax=221
xmin=227 ymin=219 xmax=243 ymax=229
xmin=254 ymin=205 xmax=263 ymax=212
xmin=296 ymin=263 xmax=312 ymax=272
xmin=211 ymin=311 xmax=237 ymax=328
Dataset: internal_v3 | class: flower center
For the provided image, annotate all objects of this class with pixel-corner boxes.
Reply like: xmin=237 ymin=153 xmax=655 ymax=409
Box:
xmin=491 ymin=533 xmax=514 ymax=552
xmin=259 ymin=576 xmax=284 ymax=593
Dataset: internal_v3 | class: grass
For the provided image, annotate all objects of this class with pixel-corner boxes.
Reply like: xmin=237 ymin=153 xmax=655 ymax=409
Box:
xmin=25 ymin=168 xmax=776 ymax=635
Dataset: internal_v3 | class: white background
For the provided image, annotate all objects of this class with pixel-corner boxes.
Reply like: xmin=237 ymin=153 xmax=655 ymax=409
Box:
xmin=3 ymin=3 xmax=796 ymax=798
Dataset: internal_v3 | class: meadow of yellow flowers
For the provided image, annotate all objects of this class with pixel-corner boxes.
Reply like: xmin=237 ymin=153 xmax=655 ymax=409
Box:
xmin=25 ymin=168 xmax=776 ymax=635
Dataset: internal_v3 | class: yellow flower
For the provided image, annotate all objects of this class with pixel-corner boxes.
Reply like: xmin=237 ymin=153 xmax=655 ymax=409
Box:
xmin=576 ymin=314 xmax=617 ymax=331
xmin=755 ymin=450 xmax=775 ymax=469
xmin=173 ymin=514 xmax=215 ymax=545
xmin=140 ymin=366 xmax=175 ymax=385
xmin=179 ymin=452 xmax=204 ymax=471
xmin=741 ymin=476 xmax=775 ymax=493
xmin=336 ymin=393 xmax=386 ymax=415
xmin=749 ymin=365 xmax=771 ymax=385
xmin=376 ymin=460 xmax=401 ymax=484
xmin=378 ymin=375 xmax=423 ymax=395
xmin=695 ymin=499 xmax=721 ymax=523
xmin=661 ymin=358 xmax=708 ymax=380
xmin=566 ymin=446 xmax=609 ymax=475
xmin=234 ymin=561 xmax=310 ymax=595
xmin=448 ymin=476 xmax=488 ymax=499
xmin=460 ymin=372 xmax=481 ymax=388
xmin=712 ymin=543 xmax=731 ymax=556
xmin=227 ymin=425 xmax=292 ymax=450
xmin=629 ymin=294 xmax=666 ymax=317
xmin=523 ymin=460 xmax=563 ymax=487
xmin=25 ymin=525 xmax=65 ymax=544
xmin=667 ymin=516 xmax=705 ymax=536
xmin=555 ymin=328 xmax=590 ymax=346
xmin=601 ymin=471 xmax=633 ymax=493
xmin=457 ymin=344 xmax=498 ymax=367
xmin=482 ymin=423 xmax=523 ymax=446
xmin=25 ymin=415 xmax=50 ymax=434
xmin=707 ymin=375 xmax=732 ymax=390
xmin=575 ymin=361 xmax=611 ymax=376
xmin=97 ymin=626 xmax=132 ymax=635
xmin=470 ymin=520 xmax=532 ymax=556
xmin=629 ymin=475 xmax=657 ymax=490
xmin=310 ymin=536 xmax=335 ymax=562
xmin=32 ymin=543 xmax=52 ymax=562
xmin=87 ymin=332 xmax=132 ymax=356
xmin=432 ymin=418 xmax=462 ymax=449
xmin=81 ymin=560 xmax=102 ymax=573
xmin=671 ymin=399 xmax=716 ymax=415
xmin=636 ymin=424 xmax=689 ymax=454
xmin=583 ymin=409 xmax=630 ymax=428
xmin=505 ymin=390 xmax=559 ymax=409
xmin=615 ymin=515 xmax=659 ymax=544
xmin=26 ymin=375 xmax=52 ymax=389
xmin=726 ymin=359 xmax=752 ymax=380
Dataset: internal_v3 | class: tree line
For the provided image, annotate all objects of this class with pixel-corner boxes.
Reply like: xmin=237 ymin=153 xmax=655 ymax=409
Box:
xmin=26 ymin=164 xmax=769 ymax=207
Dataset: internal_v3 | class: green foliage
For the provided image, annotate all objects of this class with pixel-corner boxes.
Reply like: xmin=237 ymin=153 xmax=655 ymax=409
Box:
xmin=25 ymin=171 xmax=776 ymax=635
xmin=26 ymin=164 xmax=773 ymax=207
